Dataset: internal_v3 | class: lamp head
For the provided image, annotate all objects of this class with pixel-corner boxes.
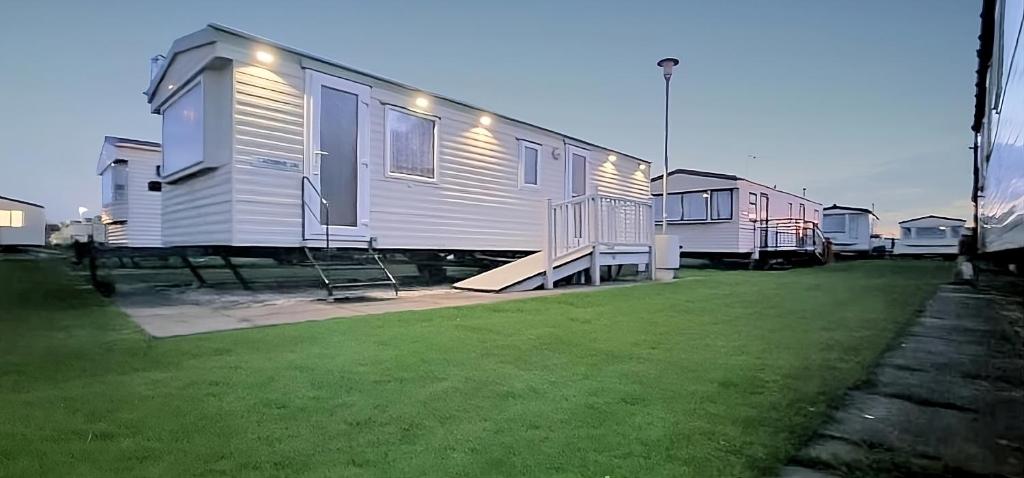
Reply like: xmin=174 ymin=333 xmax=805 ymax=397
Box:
xmin=657 ymin=57 xmax=680 ymax=79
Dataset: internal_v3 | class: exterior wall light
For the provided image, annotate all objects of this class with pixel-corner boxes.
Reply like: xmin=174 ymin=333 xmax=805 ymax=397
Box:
xmin=639 ymin=164 xmax=647 ymax=170
xmin=415 ymin=97 xmax=429 ymax=108
xmin=479 ymin=115 xmax=492 ymax=126
xmin=607 ymin=154 xmax=617 ymax=162
xmin=256 ymin=50 xmax=275 ymax=64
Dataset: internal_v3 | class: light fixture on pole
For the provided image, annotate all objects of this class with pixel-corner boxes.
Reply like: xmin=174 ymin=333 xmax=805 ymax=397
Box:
xmin=657 ymin=57 xmax=679 ymax=234
xmin=77 ymin=207 xmax=88 ymax=220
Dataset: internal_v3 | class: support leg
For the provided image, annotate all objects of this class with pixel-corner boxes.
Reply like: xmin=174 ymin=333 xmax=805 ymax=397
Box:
xmin=221 ymin=256 xmax=251 ymax=290
xmin=180 ymin=256 xmax=207 ymax=287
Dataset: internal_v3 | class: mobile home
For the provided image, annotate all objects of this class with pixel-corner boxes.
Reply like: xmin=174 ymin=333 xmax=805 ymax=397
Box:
xmin=0 ymin=196 xmax=45 ymax=247
xmin=96 ymin=136 xmax=163 ymax=247
xmin=650 ymin=169 xmax=826 ymax=263
xmin=49 ymin=218 xmax=106 ymax=247
xmin=821 ymin=205 xmax=879 ymax=255
xmin=972 ymin=0 xmax=1024 ymax=258
xmin=143 ymin=24 xmax=654 ymax=292
xmin=893 ymin=215 xmax=965 ymax=256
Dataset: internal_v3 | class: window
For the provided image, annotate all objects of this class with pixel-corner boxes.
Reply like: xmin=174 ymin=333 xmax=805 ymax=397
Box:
xmin=949 ymin=226 xmax=963 ymax=238
xmin=822 ymin=214 xmax=846 ymax=233
xmin=101 ymin=162 xmax=128 ymax=206
xmin=162 ymin=81 xmax=204 ymax=176
xmin=788 ymin=202 xmax=793 ymax=218
xmin=0 ymin=210 xmax=24 ymax=228
xmin=813 ymin=210 xmax=820 ymax=223
xmin=710 ymin=190 xmax=733 ymax=220
xmin=799 ymin=204 xmax=806 ymax=220
xmin=386 ymin=106 xmax=436 ymax=180
xmin=653 ymin=194 xmax=683 ymax=222
xmin=681 ymin=192 xmax=708 ymax=221
xmin=748 ymin=192 xmax=757 ymax=219
xmin=915 ymin=227 xmax=947 ymax=239
xmin=901 ymin=227 xmax=912 ymax=239
xmin=519 ymin=141 xmax=540 ymax=186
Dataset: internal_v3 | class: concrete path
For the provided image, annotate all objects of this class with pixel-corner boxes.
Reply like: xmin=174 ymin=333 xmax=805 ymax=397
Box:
xmin=781 ymin=275 xmax=1024 ymax=477
xmin=116 ymin=281 xmax=651 ymax=338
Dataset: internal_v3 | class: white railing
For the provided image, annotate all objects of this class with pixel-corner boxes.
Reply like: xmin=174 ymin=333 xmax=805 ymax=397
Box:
xmin=545 ymin=194 xmax=654 ymax=286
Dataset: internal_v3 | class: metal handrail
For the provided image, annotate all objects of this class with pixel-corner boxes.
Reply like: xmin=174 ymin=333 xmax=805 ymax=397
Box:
xmin=301 ymin=176 xmax=331 ymax=249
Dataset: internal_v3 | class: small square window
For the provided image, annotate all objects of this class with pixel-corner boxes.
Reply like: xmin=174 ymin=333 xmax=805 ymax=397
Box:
xmin=386 ymin=107 xmax=437 ymax=180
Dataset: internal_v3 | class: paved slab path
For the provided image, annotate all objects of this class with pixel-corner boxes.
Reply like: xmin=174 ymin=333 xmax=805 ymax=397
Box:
xmin=781 ymin=275 xmax=1024 ymax=477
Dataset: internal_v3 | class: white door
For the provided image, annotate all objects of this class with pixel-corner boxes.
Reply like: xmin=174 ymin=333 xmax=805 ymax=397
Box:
xmin=564 ymin=145 xmax=589 ymax=200
xmin=303 ymin=70 xmax=371 ymax=240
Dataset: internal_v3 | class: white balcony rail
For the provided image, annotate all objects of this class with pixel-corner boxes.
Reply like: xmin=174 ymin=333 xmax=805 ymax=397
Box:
xmin=545 ymin=194 xmax=654 ymax=274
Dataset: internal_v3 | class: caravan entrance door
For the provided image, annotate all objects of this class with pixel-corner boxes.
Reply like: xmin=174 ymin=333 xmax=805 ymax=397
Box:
xmin=303 ymin=70 xmax=370 ymax=241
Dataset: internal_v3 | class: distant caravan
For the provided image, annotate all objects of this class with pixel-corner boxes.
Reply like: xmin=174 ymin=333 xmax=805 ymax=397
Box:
xmin=651 ymin=169 xmax=829 ymax=268
xmin=893 ymin=215 xmax=966 ymax=257
xmin=821 ymin=205 xmax=880 ymax=257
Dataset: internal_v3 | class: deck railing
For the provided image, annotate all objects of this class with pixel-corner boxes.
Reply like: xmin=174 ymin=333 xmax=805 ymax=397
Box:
xmin=545 ymin=194 xmax=654 ymax=286
xmin=755 ymin=218 xmax=827 ymax=255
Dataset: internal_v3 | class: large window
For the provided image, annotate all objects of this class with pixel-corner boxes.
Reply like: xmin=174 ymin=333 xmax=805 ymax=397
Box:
xmin=161 ymin=81 xmax=204 ymax=176
xmin=915 ymin=227 xmax=947 ymax=239
xmin=710 ymin=190 xmax=733 ymax=220
xmin=657 ymin=189 xmax=733 ymax=222
xmin=901 ymin=227 xmax=912 ymax=239
xmin=386 ymin=106 xmax=437 ymax=180
xmin=0 ymin=210 xmax=24 ymax=228
xmin=101 ymin=162 xmax=128 ymax=206
xmin=822 ymin=214 xmax=846 ymax=233
xmin=681 ymin=192 xmax=708 ymax=221
xmin=519 ymin=140 xmax=540 ymax=186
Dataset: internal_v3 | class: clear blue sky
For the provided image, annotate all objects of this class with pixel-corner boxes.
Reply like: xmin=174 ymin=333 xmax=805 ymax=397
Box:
xmin=0 ymin=0 xmax=981 ymax=233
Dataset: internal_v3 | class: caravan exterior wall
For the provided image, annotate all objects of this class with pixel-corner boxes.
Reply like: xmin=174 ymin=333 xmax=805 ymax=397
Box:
xmin=0 ymin=196 xmax=45 ymax=247
xmin=97 ymin=137 xmax=163 ymax=247
xmin=651 ymin=170 xmax=820 ymax=256
xmin=147 ymin=25 xmax=650 ymax=251
xmin=973 ymin=0 xmax=1024 ymax=254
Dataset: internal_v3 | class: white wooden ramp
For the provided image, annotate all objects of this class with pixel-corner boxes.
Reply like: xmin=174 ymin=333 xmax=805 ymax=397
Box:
xmin=453 ymin=246 xmax=594 ymax=293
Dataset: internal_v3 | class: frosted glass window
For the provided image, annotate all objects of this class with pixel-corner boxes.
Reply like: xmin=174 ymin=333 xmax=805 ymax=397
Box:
xmin=710 ymin=190 xmax=732 ymax=220
xmin=521 ymin=142 xmax=539 ymax=186
xmin=682 ymin=192 xmax=708 ymax=221
xmin=0 ymin=210 xmax=22 ymax=228
xmin=571 ymin=152 xmax=587 ymax=197
xmin=822 ymin=214 xmax=846 ymax=233
xmin=162 ymin=82 xmax=204 ymax=175
xmin=387 ymin=108 xmax=436 ymax=179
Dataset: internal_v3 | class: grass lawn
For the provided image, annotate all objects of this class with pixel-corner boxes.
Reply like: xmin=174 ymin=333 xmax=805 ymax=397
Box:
xmin=0 ymin=259 xmax=951 ymax=477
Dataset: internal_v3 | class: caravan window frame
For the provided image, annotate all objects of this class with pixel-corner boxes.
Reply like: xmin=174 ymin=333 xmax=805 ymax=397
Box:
xmin=0 ymin=210 xmax=24 ymax=228
xmin=518 ymin=140 xmax=541 ymax=188
xmin=160 ymin=79 xmax=205 ymax=177
xmin=384 ymin=105 xmax=439 ymax=182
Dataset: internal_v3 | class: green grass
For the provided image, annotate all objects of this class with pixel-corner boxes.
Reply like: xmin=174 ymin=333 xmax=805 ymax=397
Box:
xmin=0 ymin=259 xmax=951 ymax=477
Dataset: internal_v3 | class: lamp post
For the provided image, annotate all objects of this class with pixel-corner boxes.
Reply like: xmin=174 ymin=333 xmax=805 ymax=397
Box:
xmin=657 ymin=57 xmax=679 ymax=234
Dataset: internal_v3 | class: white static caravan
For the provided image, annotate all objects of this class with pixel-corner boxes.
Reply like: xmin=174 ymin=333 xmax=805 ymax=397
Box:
xmin=893 ymin=215 xmax=966 ymax=256
xmin=821 ymin=205 xmax=879 ymax=255
xmin=972 ymin=0 xmax=1024 ymax=256
xmin=650 ymin=169 xmax=825 ymax=262
xmin=144 ymin=25 xmax=654 ymax=292
xmin=96 ymin=136 xmax=163 ymax=247
xmin=0 ymin=196 xmax=45 ymax=247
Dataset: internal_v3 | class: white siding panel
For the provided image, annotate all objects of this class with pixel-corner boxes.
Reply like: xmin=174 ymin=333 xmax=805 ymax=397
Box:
xmin=125 ymin=148 xmax=162 ymax=247
xmin=162 ymin=166 xmax=233 ymax=246
xmin=232 ymin=65 xmax=304 ymax=246
xmin=367 ymin=91 xmax=564 ymax=251
xmin=0 ymin=199 xmax=45 ymax=246
xmin=105 ymin=223 xmax=128 ymax=245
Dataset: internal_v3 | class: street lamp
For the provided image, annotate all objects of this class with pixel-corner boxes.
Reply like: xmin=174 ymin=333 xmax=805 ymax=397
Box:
xmin=657 ymin=57 xmax=679 ymax=234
